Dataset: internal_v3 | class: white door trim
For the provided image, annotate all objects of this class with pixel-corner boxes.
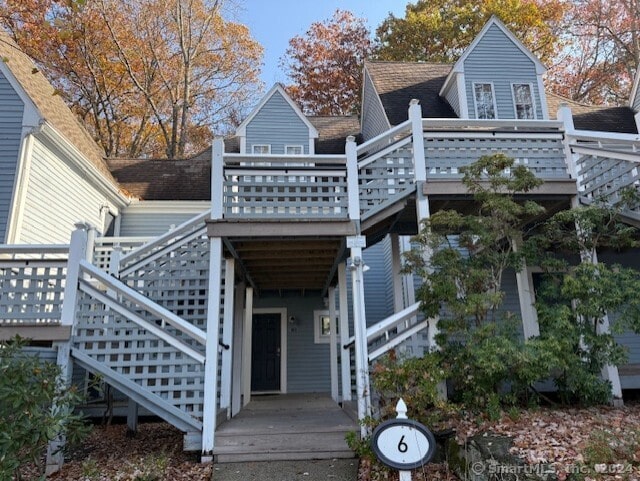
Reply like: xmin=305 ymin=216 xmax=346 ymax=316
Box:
xmin=250 ymin=307 xmax=288 ymax=394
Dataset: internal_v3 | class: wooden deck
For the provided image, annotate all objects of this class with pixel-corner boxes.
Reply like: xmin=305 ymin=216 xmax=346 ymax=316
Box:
xmin=213 ymin=393 xmax=357 ymax=463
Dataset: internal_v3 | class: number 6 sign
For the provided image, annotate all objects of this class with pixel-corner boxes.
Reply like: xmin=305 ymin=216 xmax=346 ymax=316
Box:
xmin=370 ymin=399 xmax=436 ymax=471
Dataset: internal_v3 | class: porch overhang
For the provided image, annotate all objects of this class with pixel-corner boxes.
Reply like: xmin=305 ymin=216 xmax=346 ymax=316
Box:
xmin=207 ymin=218 xmax=353 ymax=293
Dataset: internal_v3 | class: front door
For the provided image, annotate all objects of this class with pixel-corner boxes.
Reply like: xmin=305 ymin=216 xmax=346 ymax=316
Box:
xmin=251 ymin=313 xmax=281 ymax=392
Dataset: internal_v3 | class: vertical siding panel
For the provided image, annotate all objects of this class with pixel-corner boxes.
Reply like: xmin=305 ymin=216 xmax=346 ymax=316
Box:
xmin=363 ymin=237 xmax=393 ymax=326
xmin=361 ymin=70 xmax=391 ymax=140
xmin=19 ymin=138 xmax=116 ymax=243
xmin=246 ymin=92 xmax=310 ymax=154
xmin=464 ymin=25 xmax=543 ymax=120
xmin=0 ymin=71 xmax=24 ymax=242
xmin=444 ymin=82 xmax=461 ymax=117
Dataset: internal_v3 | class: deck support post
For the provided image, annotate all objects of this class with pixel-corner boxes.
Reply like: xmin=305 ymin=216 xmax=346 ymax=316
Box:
xmin=328 ymin=286 xmax=339 ymax=402
xmin=201 ymin=237 xmax=223 ymax=460
xmin=219 ymin=258 xmax=235 ymax=417
xmin=46 ymin=223 xmax=89 ymax=475
xmin=350 ymin=246 xmax=371 ymax=436
xmin=126 ymin=400 xmax=139 ymax=435
xmin=231 ymin=282 xmax=245 ymax=417
xmin=512 ymin=236 xmax=540 ymax=339
xmin=390 ymin=234 xmax=405 ymax=314
xmin=338 ymin=262 xmax=352 ymax=402
xmin=242 ymin=286 xmax=254 ymax=407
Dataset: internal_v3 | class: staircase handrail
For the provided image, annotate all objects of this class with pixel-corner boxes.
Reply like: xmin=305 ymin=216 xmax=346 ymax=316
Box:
xmin=119 ymin=210 xmax=209 ymax=273
xmin=355 ymin=120 xmax=412 ymax=158
xmin=78 ymin=260 xmax=207 ymax=361
xmin=344 ymin=301 xmax=421 ymax=348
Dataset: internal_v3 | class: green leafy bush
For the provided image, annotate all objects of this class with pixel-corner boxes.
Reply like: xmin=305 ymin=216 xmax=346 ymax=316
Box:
xmin=0 ymin=336 xmax=89 ymax=480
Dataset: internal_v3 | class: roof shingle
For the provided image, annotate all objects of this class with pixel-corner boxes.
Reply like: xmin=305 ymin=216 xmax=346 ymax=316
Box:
xmin=0 ymin=32 xmax=118 ymax=184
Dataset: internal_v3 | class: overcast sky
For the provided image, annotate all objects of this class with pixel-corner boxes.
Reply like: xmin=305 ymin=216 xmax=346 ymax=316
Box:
xmin=237 ymin=0 xmax=408 ymax=86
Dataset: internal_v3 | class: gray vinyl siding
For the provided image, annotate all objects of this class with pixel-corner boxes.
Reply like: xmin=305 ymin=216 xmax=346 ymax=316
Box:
xmin=443 ymin=80 xmax=461 ymax=117
xmin=19 ymin=137 xmax=118 ymax=243
xmin=361 ymin=69 xmax=391 ymax=140
xmin=253 ymin=294 xmax=330 ymax=393
xmin=246 ymin=91 xmax=310 ymax=155
xmin=0 ymin=71 xmax=24 ymax=242
xmin=598 ymin=249 xmax=640 ymax=366
xmin=119 ymin=203 xmax=209 ymax=236
xmin=464 ymin=24 xmax=543 ymax=120
xmin=363 ymin=236 xmax=394 ymax=326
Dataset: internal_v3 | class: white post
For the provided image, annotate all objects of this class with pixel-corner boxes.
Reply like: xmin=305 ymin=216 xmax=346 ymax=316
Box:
xmin=212 ymin=138 xmax=225 ymax=220
xmin=219 ymin=258 xmax=235 ymax=416
xmin=350 ymin=246 xmax=371 ymax=436
xmin=409 ymin=100 xmax=430 ymax=223
xmin=242 ymin=286 xmax=254 ymax=407
xmin=338 ymin=262 xmax=352 ymax=402
xmin=512 ymin=237 xmax=540 ymax=339
xmin=346 ymin=136 xmax=360 ymax=222
xmin=557 ymin=103 xmax=579 ymax=181
xmin=395 ymin=398 xmax=412 ymax=481
xmin=328 ymin=286 xmax=339 ymax=402
xmin=231 ymin=282 xmax=245 ymax=417
xmin=46 ymin=224 xmax=89 ymax=475
xmin=201 ymin=238 xmax=223 ymax=460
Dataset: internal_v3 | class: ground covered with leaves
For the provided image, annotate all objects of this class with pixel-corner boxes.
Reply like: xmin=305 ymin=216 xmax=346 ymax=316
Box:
xmin=46 ymin=423 xmax=212 ymax=481
xmin=360 ymin=402 xmax=640 ymax=481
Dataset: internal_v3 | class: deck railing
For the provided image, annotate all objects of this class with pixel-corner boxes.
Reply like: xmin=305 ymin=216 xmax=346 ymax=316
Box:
xmin=0 ymin=245 xmax=68 ymax=326
xmin=222 ymin=154 xmax=348 ymax=219
xmin=570 ymin=132 xmax=640 ymax=218
xmin=423 ymin=119 xmax=569 ymax=180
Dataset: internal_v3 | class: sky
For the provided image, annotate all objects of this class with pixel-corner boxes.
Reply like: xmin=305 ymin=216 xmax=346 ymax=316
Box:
xmin=236 ymin=0 xmax=409 ymax=86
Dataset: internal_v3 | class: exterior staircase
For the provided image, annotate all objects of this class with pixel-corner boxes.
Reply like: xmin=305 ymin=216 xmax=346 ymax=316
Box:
xmin=213 ymin=394 xmax=356 ymax=462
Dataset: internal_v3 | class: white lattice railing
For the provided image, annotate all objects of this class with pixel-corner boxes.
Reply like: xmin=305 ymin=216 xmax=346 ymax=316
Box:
xmin=423 ymin=120 xmax=569 ymax=180
xmin=222 ymin=154 xmax=349 ymax=219
xmin=119 ymin=211 xmax=209 ymax=276
xmin=358 ymin=136 xmax=416 ymax=219
xmin=0 ymin=245 xmax=68 ymax=326
xmin=74 ymin=259 xmax=206 ymax=423
xmin=345 ymin=302 xmax=432 ymax=362
xmin=93 ymin=236 xmax=151 ymax=271
xmin=570 ymin=132 xmax=640 ymax=218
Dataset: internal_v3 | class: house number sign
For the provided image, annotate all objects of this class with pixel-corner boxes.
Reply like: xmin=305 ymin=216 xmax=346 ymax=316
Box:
xmin=371 ymin=399 xmax=436 ymax=472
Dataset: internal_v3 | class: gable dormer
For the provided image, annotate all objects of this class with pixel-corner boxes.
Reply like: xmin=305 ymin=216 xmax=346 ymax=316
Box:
xmin=235 ymin=84 xmax=319 ymax=155
xmin=439 ymin=16 xmax=548 ymax=120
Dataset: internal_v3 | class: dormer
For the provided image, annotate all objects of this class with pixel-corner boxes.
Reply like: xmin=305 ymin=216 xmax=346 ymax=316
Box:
xmin=439 ymin=16 xmax=548 ymax=120
xmin=235 ymin=84 xmax=319 ymax=155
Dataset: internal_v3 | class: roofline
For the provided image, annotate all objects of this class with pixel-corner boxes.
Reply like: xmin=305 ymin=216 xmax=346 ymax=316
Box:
xmin=235 ymin=83 xmax=319 ymax=138
xmin=440 ymin=16 xmax=547 ymax=96
xmin=37 ymin=122 xmax=129 ymax=208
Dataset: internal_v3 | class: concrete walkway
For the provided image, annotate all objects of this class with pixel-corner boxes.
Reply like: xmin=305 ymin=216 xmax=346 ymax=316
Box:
xmin=212 ymin=459 xmax=359 ymax=481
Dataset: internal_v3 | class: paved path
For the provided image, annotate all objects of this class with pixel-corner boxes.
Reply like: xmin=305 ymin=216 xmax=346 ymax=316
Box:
xmin=212 ymin=459 xmax=358 ymax=481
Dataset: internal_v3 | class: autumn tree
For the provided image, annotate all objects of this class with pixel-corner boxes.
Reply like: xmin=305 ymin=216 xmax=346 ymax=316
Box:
xmin=546 ymin=0 xmax=640 ymax=104
xmin=374 ymin=0 xmax=567 ymax=65
xmin=0 ymin=0 xmax=263 ymax=159
xmin=280 ymin=9 xmax=372 ymax=116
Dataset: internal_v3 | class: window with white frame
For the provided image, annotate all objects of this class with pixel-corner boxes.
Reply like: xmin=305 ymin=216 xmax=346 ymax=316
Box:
xmin=512 ymin=83 xmax=535 ymax=119
xmin=285 ymin=145 xmax=303 ymax=155
xmin=314 ymin=310 xmax=337 ymax=344
xmin=252 ymin=144 xmax=271 ymax=154
xmin=473 ymin=83 xmax=496 ymax=119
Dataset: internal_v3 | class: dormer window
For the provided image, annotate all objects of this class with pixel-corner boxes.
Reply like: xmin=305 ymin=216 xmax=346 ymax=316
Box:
xmin=512 ymin=83 xmax=535 ymax=119
xmin=252 ymin=144 xmax=271 ymax=154
xmin=473 ymin=83 xmax=497 ymax=119
xmin=285 ymin=145 xmax=303 ymax=155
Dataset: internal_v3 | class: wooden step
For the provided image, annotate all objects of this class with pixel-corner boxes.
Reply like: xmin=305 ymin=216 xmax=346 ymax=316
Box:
xmin=213 ymin=431 xmax=355 ymax=463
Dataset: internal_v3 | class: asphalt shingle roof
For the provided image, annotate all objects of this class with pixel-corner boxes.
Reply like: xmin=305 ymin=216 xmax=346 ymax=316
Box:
xmin=546 ymin=92 xmax=638 ymax=134
xmin=0 ymin=32 xmax=118 ymax=184
xmin=308 ymin=116 xmax=361 ymax=154
xmin=365 ymin=61 xmax=457 ymax=125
